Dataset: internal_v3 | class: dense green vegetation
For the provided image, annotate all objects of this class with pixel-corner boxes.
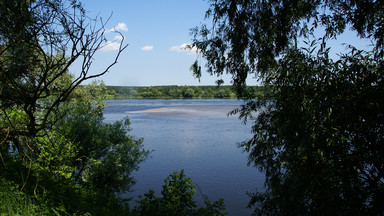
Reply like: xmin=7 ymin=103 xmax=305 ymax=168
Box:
xmin=192 ymin=0 xmax=384 ymax=215
xmin=106 ymin=85 xmax=271 ymax=99
xmin=0 ymin=1 xmax=226 ymax=215
xmin=132 ymin=170 xmax=226 ymax=216
xmin=107 ymin=85 xmax=234 ymax=99
xmin=3 ymin=0 xmax=383 ymax=215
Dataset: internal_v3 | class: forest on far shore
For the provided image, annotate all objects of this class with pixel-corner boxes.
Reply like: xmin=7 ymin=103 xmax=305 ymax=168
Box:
xmin=105 ymin=85 xmax=271 ymax=99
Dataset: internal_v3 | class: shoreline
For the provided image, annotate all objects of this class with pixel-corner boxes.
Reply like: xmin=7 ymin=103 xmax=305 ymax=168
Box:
xmin=126 ymin=105 xmax=238 ymax=116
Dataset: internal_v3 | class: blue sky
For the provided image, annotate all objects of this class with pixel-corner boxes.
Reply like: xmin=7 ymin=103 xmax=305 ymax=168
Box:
xmin=70 ymin=0 xmax=232 ymax=86
xmin=70 ymin=0 xmax=372 ymax=87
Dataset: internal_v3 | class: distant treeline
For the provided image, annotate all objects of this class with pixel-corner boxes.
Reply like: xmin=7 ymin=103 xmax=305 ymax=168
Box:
xmin=105 ymin=85 xmax=272 ymax=99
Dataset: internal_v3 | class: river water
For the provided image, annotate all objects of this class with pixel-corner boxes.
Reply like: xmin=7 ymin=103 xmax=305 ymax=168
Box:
xmin=103 ymin=99 xmax=264 ymax=215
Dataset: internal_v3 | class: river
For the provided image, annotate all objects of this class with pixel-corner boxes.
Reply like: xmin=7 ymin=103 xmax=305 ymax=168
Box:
xmin=103 ymin=99 xmax=264 ymax=215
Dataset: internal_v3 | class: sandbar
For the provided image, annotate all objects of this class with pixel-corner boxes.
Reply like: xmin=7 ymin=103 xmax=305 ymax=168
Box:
xmin=127 ymin=105 xmax=238 ymax=117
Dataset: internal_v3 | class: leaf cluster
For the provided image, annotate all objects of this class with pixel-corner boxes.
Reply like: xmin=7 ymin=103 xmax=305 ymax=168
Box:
xmin=106 ymin=85 xmax=265 ymax=99
xmin=131 ymin=170 xmax=227 ymax=216
xmin=0 ymin=0 xmax=127 ymax=150
xmin=191 ymin=0 xmax=384 ymax=89
xmin=0 ymin=81 xmax=150 ymax=215
xmin=0 ymin=1 xmax=148 ymax=215
xmin=192 ymin=0 xmax=384 ymax=215
xmin=241 ymin=47 xmax=384 ymax=215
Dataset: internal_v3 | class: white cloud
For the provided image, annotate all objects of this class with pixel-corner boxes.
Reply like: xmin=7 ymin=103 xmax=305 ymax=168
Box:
xmin=169 ymin=43 xmax=198 ymax=55
xmin=115 ymin=23 xmax=128 ymax=32
xmin=114 ymin=35 xmax=124 ymax=41
xmin=100 ymin=33 xmax=125 ymax=52
xmin=100 ymin=41 xmax=121 ymax=52
xmin=141 ymin=46 xmax=153 ymax=51
xmin=105 ymin=22 xmax=128 ymax=33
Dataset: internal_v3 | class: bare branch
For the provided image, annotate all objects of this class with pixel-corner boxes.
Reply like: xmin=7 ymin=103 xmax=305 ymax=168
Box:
xmin=0 ymin=0 xmax=128 ymax=156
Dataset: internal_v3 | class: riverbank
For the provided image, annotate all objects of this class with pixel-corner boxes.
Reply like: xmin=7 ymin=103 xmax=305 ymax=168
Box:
xmin=105 ymin=85 xmax=271 ymax=99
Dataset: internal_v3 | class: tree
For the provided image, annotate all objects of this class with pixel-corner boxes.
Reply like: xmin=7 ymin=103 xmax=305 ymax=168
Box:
xmin=132 ymin=170 xmax=227 ymax=216
xmin=50 ymin=82 xmax=149 ymax=215
xmin=57 ymin=82 xmax=149 ymax=193
xmin=192 ymin=0 xmax=384 ymax=215
xmin=1 ymin=79 xmax=149 ymax=215
xmin=0 ymin=0 xmax=127 ymax=156
xmin=0 ymin=1 xmax=150 ymax=215
xmin=182 ymin=87 xmax=195 ymax=98
xmin=213 ymin=88 xmax=231 ymax=98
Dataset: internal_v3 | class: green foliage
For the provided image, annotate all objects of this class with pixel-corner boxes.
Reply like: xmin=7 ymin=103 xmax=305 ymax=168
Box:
xmin=238 ymin=47 xmax=384 ymax=215
xmin=182 ymin=88 xmax=195 ymax=98
xmin=0 ymin=1 xmax=139 ymax=214
xmin=161 ymin=169 xmax=197 ymax=214
xmin=57 ymin=82 xmax=150 ymax=195
xmin=0 ymin=1 xmax=238 ymax=215
xmin=190 ymin=60 xmax=202 ymax=82
xmin=0 ymin=178 xmax=38 ymax=216
xmin=193 ymin=0 xmax=384 ymax=215
xmin=132 ymin=170 xmax=227 ymax=216
xmin=213 ymin=88 xmax=231 ymax=99
xmin=0 ymin=0 xmax=126 ymax=155
xmin=105 ymin=85 xmax=269 ymax=99
xmin=0 ymin=81 xmax=149 ymax=216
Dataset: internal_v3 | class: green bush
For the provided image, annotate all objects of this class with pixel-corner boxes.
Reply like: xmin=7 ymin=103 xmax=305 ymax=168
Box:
xmin=131 ymin=170 xmax=227 ymax=216
xmin=0 ymin=178 xmax=38 ymax=216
